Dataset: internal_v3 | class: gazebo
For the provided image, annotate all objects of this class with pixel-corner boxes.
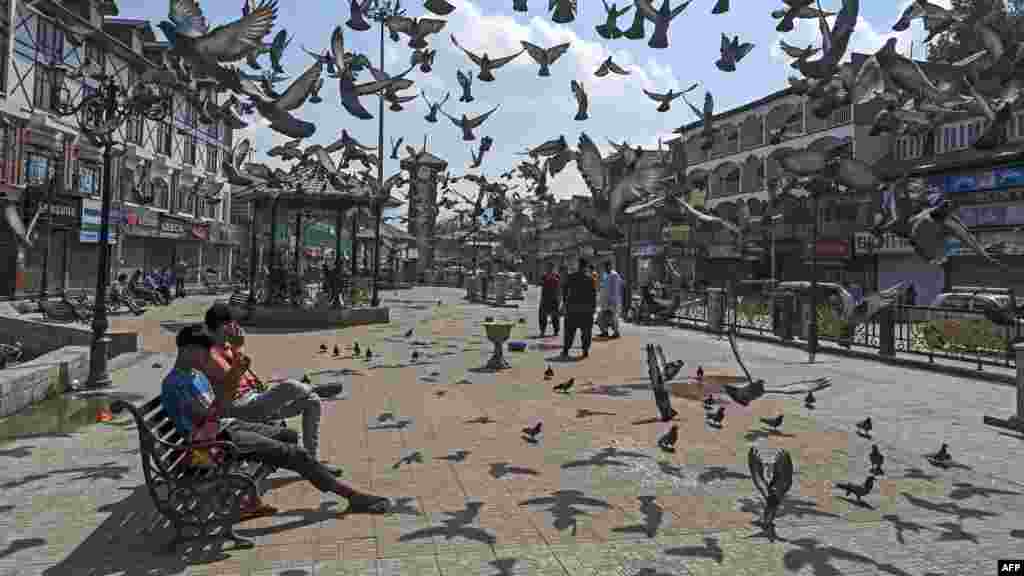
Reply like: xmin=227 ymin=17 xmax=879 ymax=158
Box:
xmin=230 ymin=160 xmax=401 ymax=326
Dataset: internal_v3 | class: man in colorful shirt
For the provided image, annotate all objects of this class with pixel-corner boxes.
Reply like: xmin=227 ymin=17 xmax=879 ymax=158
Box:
xmin=200 ymin=304 xmax=341 ymax=476
xmin=538 ymin=262 xmax=561 ymax=337
xmin=162 ymin=324 xmax=390 ymax=514
xmin=599 ymin=260 xmax=623 ymax=338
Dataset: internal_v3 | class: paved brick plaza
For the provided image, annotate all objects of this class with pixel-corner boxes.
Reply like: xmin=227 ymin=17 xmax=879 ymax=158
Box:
xmin=1 ymin=287 xmax=1023 ymax=575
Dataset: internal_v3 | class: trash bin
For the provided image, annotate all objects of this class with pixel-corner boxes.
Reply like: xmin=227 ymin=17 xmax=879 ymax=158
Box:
xmin=707 ymin=288 xmax=725 ymax=333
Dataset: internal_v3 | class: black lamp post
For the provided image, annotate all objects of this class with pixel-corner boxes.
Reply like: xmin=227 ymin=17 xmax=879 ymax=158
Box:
xmin=364 ymin=0 xmax=405 ymax=308
xmin=54 ymin=74 xmax=171 ymax=388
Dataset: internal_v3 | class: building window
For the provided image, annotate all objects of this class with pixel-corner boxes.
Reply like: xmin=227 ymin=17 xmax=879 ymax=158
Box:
xmin=24 ymin=151 xmax=49 ymax=186
xmin=126 ymin=117 xmax=143 ymax=144
xmin=206 ymin=145 xmax=218 ymax=174
xmin=84 ymin=40 xmax=104 ymax=72
xmin=153 ymin=178 xmax=169 ymax=209
xmin=0 ymin=0 xmax=9 ymax=93
xmin=195 ymin=194 xmax=205 ymax=219
xmin=36 ymin=18 xmax=63 ymax=64
xmin=79 ymin=162 xmax=99 ymax=196
xmin=158 ymin=122 xmax=172 ymax=155
xmin=722 ymin=170 xmax=740 ymax=196
xmin=726 ymin=129 xmax=739 ymax=153
xmin=33 ymin=62 xmax=64 ymax=111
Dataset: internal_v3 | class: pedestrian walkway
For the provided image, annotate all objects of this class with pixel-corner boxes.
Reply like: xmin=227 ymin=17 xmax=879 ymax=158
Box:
xmin=0 ymin=287 xmax=1021 ymax=575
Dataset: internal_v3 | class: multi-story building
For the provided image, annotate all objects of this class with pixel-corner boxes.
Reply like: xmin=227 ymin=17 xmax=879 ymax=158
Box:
xmin=671 ymin=53 xmax=899 ymax=297
xmin=0 ymin=0 xmax=240 ymax=298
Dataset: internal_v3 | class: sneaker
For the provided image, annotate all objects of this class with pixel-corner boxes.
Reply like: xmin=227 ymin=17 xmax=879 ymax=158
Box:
xmin=347 ymin=493 xmax=391 ymax=514
xmin=320 ymin=461 xmax=344 ymax=476
xmin=582 ymin=350 xmax=589 ymax=358
xmin=558 ymin=352 xmax=570 ymax=360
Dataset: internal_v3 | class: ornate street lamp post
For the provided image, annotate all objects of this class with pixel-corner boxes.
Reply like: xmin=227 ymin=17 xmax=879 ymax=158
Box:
xmin=55 ymin=74 xmax=171 ymax=388
xmin=364 ymin=0 xmax=406 ymax=308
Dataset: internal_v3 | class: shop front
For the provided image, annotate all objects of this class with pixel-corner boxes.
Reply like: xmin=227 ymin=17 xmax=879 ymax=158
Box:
xmin=661 ymin=224 xmax=696 ymax=289
xmin=19 ymin=193 xmax=80 ymax=294
xmin=129 ymin=214 xmax=199 ymax=276
xmin=631 ymin=242 xmax=662 ymax=288
xmin=75 ymin=198 xmax=121 ymax=290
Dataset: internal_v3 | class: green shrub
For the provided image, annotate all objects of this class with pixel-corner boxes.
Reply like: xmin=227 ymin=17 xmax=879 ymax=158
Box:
xmin=737 ymin=300 xmax=769 ymax=324
xmin=816 ymin=304 xmax=848 ymax=339
xmin=914 ymin=318 xmax=1006 ymax=355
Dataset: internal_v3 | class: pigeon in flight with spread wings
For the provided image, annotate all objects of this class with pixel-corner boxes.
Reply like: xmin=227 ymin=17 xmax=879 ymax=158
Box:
xmin=421 ymin=91 xmax=450 ymax=123
xmin=389 ymin=137 xmax=404 ymax=160
xmin=596 ymin=0 xmax=634 ymax=39
xmin=410 ymin=48 xmax=436 ymax=73
xmin=576 ymin=133 xmax=671 ymax=231
xmin=456 ymin=69 xmax=475 ymax=102
xmin=521 ymin=41 xmax=571 ymax=77
xmin=522 ymin=135 xmax=569 ymax=158
xmin=470 ymin=136 xmax=494 ymax=168
xmin=424 ymin=0 xmax=456 ymax=16
xmin=795 ymin=0 xmax=859 ymax=80
xmin=595 ymin=56 xmax=631 ymax=77
xmin=571 ymin=80 xmax=589 ymax=121
xmin=892 ymin=0 xmax=962 ymax=44
xmin=643 ymin=83 xmax=697 ymax=112
xmin=267 ymin=138 xmax=303 ymax=160
xmin=778 ymin=40 xmax=820 ymax=65
xmin=772 ymin=0 xmax=835 ymax=33
xmin=634 ymin=0 xmax=692 ymax=49
xmin=550 ymin=0 xmax=577 ymax=23
xmin=451 ymin=34 xmax=525 ymax=82
xmin=748 ymin=447 xmax=794 ymax=541
xmin=222 ymin=139 xmax=254 ymax=186
xmin=385 ymin=16 xmax=447 ymax=49
xmin=716 ymin=33 xmax=755 ymax=72
xmin=249 ymin=61 xmax=323 ymax=138
xmin=441 ymin=105 xmax=500 ymax=141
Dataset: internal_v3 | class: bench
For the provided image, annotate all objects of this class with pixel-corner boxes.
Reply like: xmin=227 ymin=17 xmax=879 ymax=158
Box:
xmin=111 ymin=396 xmax=278 ymax=551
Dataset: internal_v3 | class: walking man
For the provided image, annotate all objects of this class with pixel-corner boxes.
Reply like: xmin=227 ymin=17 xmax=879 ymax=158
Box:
xmin=539 ymin=262 xmax=561 ymax=337
xmin=599 ymin=260 xmax=623 ymax=338
xmin=175 ymin=259 xmax=188 ymax=298
xmin=560 ymin=258 xmax=597 ymax=360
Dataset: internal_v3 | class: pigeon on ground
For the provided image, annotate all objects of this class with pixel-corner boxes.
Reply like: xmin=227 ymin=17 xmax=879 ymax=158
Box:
xmin=365 ymin=348 xmax=373 ymax=360
xmin=634 ymin=0 xmax=691 ymax=49
xmin=520 ymin=40 xmax=571 ymax=77
xmin=544 ymin=365 xmax=554 ymax=380
xmin=926 ymin=443 xmax=951 ymax=465
xmin=412 ymin=350 xmax=420 ymax=361
xmin=320 ymin=343 xmax=328 ymax=353
xmin=451 ymin=34 xmax=524 ymax=82
xmin=869 ymin=445 xmax=884 ymax=475
xmin=835 ymin=476 xmax=875 ymax=503
xmin=571 ymin=80 xmax=589 ymax=121
xmin=596 ymin=0 xmax=634 ymax=39
xmin=856 ymin=417 xmax=872 ymax=437
xmin=353 ymin=342 xmax=360 ymax=355
xmin=696 ymin=366 xmax=704 ymax=380
xmin=715 ymin=33 xmax=755 ymax=72
xmin=749 ymin=447 xmax=794 ymax=541
xmin=761 ymin=414 xmax=784 ymax=431
xmin=657 ymin=424 xmax=678 ymax=452
xmin=522 ymin=422 xmax=542 ymax=440
xmin=804 ymin=391 xmax=815 ymax=408
xmin=707 ymin=406 xmax=725 ymax=426
xmin=553 ymin=377 xmax=575 ymax=393
xmin=441 ymin=106 xmax=500 ymax=141
xmin=405 ymin=328 xmax=414 ymax=338
xmin=594 ymin=56 xmax=630 ymax=77
xmin=704 ymin=395 xmax=715 ymax=410
xmin=456 ymin=69 xmax=474 ymax=102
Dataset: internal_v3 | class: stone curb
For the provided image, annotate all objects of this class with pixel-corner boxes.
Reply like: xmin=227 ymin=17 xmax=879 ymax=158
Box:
xmin=657 ymin=321 xmax=1017 ymax=387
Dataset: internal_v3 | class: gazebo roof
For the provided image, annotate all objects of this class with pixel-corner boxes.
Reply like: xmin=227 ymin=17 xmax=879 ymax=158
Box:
xmin=232 ymin=161 xmax=402 ymax=209
xmin=399 ymin=150 xmax=448 ymax=169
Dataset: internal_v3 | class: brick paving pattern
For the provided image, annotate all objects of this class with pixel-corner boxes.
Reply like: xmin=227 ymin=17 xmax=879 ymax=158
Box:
xmin=1 ymin=287 xmax=1022 ymax=575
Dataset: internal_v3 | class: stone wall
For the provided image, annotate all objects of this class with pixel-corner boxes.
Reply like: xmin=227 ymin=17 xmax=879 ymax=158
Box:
xmin=0 ymin=346 xmax=89 ymax=417
xmin=0 ymin=315 xmax=139 ymax=360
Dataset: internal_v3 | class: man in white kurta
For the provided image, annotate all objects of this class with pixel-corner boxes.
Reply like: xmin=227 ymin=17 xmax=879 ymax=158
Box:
xmin=601 ymin=261 xmax=623 ymax=338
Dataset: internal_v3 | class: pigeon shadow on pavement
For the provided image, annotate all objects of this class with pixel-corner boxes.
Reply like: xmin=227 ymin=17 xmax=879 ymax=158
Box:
xmin=518 ymin=490 xmax=612 ymax=533
xmin=697 ymin=466 xmax=750 ymax=484
xmin=236 ymin=502 xmax=341 ymax=538
xmin=561 ymin=447 xmax=649 ymax=469
xmin=782 ymin=537 xmax=915 ymax=576
xmin=933 ymin=521 xmax=979 ymax=543
xmin=544 ymin=354 xmax=581 ymax=363
xmin=901 ymin=492 xmax=999 ymax=520
xmin=836 ymin=495 xmax=875 ymax=509
xmin=0 ymin=445 xmax=33 ymax=458
xmin=488 ymin=557 xmax=518 ymax=576
xmin=581 ymin=384 xmax=649 ymax=398
xmin=0 ymin=504 xmax=13 ymax=515
xmin=610 ymin=496 xmax=664 ymax=539
xmin=664 ymin=536 xmax=725 ymax=563
xmin=398 ymin=501 xmax=497 ymax=546
xmin=1010 ymin=529 xmax=1024 ymax=539
xmin=902 ymin=467 xmax=937 ymax=481
xmin=743 ymin=429 xmax=796 ymax=442
xmin=631 ymin=417 xmax=663 ymax=425
xmin=0 ymin=462 xmax=132 ymax=490
xmin=947 ymin=482 xmax=1022 ymax=500
xmin=367 ymin=419 xmax=413 ymax=431
xmin=880 ymin=514 xmax=929 ymax=545
xmin=997 ymin=431 xmax=1024 ymax=441
xmin=0 ymin=537 xmax=46 ymax=560
xmin=737 ymin=497 xmax=841 ymax=522
xmin=488 ymin=462 xmax=540 ymax=478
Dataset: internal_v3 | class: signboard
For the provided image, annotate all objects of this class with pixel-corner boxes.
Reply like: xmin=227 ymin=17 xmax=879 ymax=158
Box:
xmin=35 ymin=198 xmax=78 ymax=227
xmin=79 ymin=198 xmax=118 ymax=244
xmin=813 ymin=239 xmax=849 ymax=259
xmin=853 ymin=232 xmax=916 ymax=255
xmin=631 ymin=242 xmax=659 ymax=257
xmin=946 ymin=164 xmax=1024 ymax=194
xmin=662 ymin=224 xmax=690 ymax=242
xmin=159 ymin=216 xmax=188 ymax=238
xmin=955 ymin=187 xmax=1024 ymax=206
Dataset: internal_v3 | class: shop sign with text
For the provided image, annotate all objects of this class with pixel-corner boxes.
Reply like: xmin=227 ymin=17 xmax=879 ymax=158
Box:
xmin=813 ymin=239 xmax=849 ymax=258
xmin=853 ymin=232 xmax=916 ymax=255
xmin=79 ymin=198 xmax=118 ymax=244
xmin=631 ymin=242 xmax=659 ymax=257
xmin=35 ymin=198 xmax=78 ymax=227
xmin=159 ymin=216 xmax=188 ymax=238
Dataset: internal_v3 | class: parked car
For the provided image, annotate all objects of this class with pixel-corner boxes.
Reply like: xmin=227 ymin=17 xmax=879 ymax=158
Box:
xmin=924 ymin=291 xmax=1024 ymax=346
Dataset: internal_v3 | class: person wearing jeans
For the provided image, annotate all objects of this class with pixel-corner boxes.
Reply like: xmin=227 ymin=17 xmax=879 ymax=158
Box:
xmin=560 ymin=258 xmax=597 ymax=359
xmin=162 ymin=325 xmax=390 ymax=514
xmin=538 ymin=262 xmax=561 ymax=337
xmin=201 ymin=303 xmax=341 ymax=476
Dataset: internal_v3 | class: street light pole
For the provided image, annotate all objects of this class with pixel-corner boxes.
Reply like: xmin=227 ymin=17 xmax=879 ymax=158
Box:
xmin=88 ymin=143 xmax=116 ymax=387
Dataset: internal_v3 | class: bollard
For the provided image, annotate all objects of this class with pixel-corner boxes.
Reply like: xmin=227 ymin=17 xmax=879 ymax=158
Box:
xmin=878 ymin=308 xmax=895 ymax=357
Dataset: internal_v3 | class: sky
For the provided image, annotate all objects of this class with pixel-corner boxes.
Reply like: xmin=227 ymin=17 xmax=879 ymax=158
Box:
xmin=122 ymin=0 xmax=947 ymax=224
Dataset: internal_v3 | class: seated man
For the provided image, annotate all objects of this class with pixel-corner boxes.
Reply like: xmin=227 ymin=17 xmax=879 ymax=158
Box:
xmin=162 ymin=324 xmax=390 ymax=514
xmin=201 ymin=304 xmax=342 ymax=476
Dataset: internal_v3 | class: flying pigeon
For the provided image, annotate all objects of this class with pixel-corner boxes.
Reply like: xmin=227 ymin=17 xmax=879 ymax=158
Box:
xmin=834 ymin=476 xmax=875 ymax=503
xmin=571 ymin=80 xmax=589 ymax=120
xmin=246 ymin=61 xmax=322 ymax=138
xmin=642 ymin=86 xmax=694 ymax=112
xmin=634 ymin=0 xmax=691 ymax=49
xmin=711 ymin=0 xmax=728 ymax=14
xmin=749 ymin=447 xmax=794 ymax=540
xmin=596 ymin=0 xmax=634 ymax=39
xmin=337 ymin=65 xmax=413 ymax=121
xmin=423 ymin=0 xmax=456 ymax=16
xmin=520 ymin=41 xmax=571 ymax=77
xmin=869 ymin=445 xmax=884 ymax=475
xmin=657 ymin=424 xmax=678 ymax=452
xmin=345 ymin=0 xmax=372 ymax=30
xmin=795 ymin=0 xmax=859 ymax=80
xmin=421 ymin=91 xmax=450 ymax=122
xmin=245 ymin=24 xmax=290 ymax=73
xmin=892 ymin=0 xmax=961 ymax=44
xmin=513 ymin=0 xmax=528 ymax=11
xmin=386 ymin=16 xmax=447 ymax=49
xmin=410 ymin=48 xmax=436 ymax=73
xmin=470 ymin=136 xmax=494 ymax=168
xmin=523 ymin=135 xmax=569 ymax=158
xmin=595 ymin=56 xmax=630 ymax=77
xmin=716 ymin=33 xmax=755 ymax=72
xmin=772 ymin=0 xmax=835 ymax=33
xmin=451 ymin=34 xmax=524 ymax=82
xmin=622 ymin=0 xmax=648 ymax=39
xmin=549 ymin=0 xmax=577 ymax=23
xmin=682 ymin=91 xmax=715 ymax=151
xmin=778 ymin=40 xmax=820 ymax=63
xmin=456 ymin=69 xmax=475 ymax=102
xmin=384 ymin=88 xmax=417 ymax=111
xmin=390 ymin=137 xmax=404 ymax=160
xmin=441 ymin=105 xmax=500 ymax=141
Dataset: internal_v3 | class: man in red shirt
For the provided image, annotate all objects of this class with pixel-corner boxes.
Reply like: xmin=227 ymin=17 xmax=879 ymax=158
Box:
xmin=202 ymin=304 xmax=341 ymax=476
xmin=539 ymin=262 xmax=561 ymax=337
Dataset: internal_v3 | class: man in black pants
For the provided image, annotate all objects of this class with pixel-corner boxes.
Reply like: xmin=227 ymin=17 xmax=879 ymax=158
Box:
xmin=560 ymin=258 xmax=597 ymax=360
xmin=161 ymin=325 xmax=390 ymax=514
xmin=538 ymin=262 xmax=561 ymax=337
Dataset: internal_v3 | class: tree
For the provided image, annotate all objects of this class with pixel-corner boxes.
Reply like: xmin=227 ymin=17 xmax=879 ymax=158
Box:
xmin=927 ymin=0 xmax=1009 ymax=63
